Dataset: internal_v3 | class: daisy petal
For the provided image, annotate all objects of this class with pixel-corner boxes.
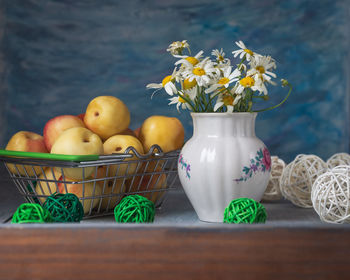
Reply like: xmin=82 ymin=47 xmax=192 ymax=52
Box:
xmin=214 ymin=101 xmax=224 ymax=112
xmin=146 ymin=83 xmax=162 ymax=89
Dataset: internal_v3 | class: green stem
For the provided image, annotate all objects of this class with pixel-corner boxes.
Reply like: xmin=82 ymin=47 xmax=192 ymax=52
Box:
xmin=237 ymin=57 xmax=246 ymax=74
xmin=204 ymin=88 xmax=225 ymax=111
xmin=245 ymin=88 xmax=253 ymax=112
xmin=205 ymin=89 xmax=214 ymax=111
xmin=253 ymin=81 xmax=293 ymax=113
xmin=199 ymin=88 xmax=208 ymax=110
xmin=234 ymin=96 xmax=243 ymax=112
xmin=195 ymin=86 xmax=205 ymax=111
xmin=176 ymin=92 xmax=196 ymax=112
xmin=193 ymin=96 xmax=199 ymax=111
xmin=205 ymin=93 xmax=219 ymax=111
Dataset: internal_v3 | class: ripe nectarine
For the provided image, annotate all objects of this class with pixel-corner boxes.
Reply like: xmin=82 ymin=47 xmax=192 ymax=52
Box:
xmin=43 ymin=115 xmax=86 ymax=152
xmin=5 ymin=131 xmax=48 ymax=176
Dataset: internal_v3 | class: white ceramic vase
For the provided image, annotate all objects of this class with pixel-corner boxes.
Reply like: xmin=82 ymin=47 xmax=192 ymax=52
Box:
xmin=178 ymin=112 xmax=271 ymax=223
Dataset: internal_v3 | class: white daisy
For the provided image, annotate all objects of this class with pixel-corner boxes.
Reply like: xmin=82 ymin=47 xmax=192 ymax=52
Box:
xmin=168 ymin=89 xmax=197 ymax=112
xmin=181 ymin=58 xmax=218 ymax=87
xmin=213 ymin=92 xmax=241 ymax=112
xmin=205 ymin=67 xmax=240 ymax=93
xmin=236 ymin=75 xmax=266 ymax=95
xmin=166 ymin=40 xmax=190 ymax=56
xmin=211 ymin=48 xmax=230 ymax=65
xmin=247 ymin=55 xmax=277 ymax=83
xmin=232 ymin=40 xmax=260 ymax=61
xmin=174 ymin=50 xmax=204 ymax=68
xmin=257 ymin=80 xmax=268 ymax=96
xmin=146 ymin=68 xmax=178 ymax=96
xmin=182 ymin=78 xmax=197 ymax=91
xmin=168 ymin=95 xmax=190 ymax=111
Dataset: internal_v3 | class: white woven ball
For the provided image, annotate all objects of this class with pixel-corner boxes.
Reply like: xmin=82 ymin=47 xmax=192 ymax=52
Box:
xmin=280 ymin=154 xmax=327 ymax=208
xmin=312 ymin=165 xmax=350 ymax=224
xmin=326 ymin=153 xmax=350 ymax=169
xmin=262 ymin=156 xmax=285 ymax=201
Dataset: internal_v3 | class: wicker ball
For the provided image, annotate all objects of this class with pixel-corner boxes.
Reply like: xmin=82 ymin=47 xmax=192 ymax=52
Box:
xmin=12 ymin=203 xmax=52 ymax=224
xmin=262 ymin=156 xmax=285 ymax=201
xmin=223 ymin=198 xmax=267 ymax=224
xmin=43 ymin=193 xmax=84 ymax=223
xmin=326 ymin=153 xmax=350 ymax=169
xmin=280 ymin=154 xmax=327 ymax=208
xmin=114 ymin=195 xmax=155 ymax=223
xmin=312 ymin=165 xmax=350 ymax=224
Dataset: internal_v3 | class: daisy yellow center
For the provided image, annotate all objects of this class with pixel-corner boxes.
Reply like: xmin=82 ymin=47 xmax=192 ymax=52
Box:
xmin=239 ymin=76 xmax=255 ymax=87
xmin=218 ymin=55 xmax=224 ymax=62
xmin=183 ymin=78 xmax=197 ymax=90
xmin=218 ymin=77 xmax=230 ymax=85
xmin=256 ymin=66 xmax=265 ymax=73
xmin=162 ymin=75 xmax=173 ymax=87
xmin=244 ymin=48 xmax=254 ymax=56
xmin=179 ymin=96 xmax=187 ymax=103
xmin=223 ymin=95 xmax=234 ymax=106
xmin=186 ymin=57 xmax=199 ymax=66
xmin=193 ymin=67 xmax=206 ymax=76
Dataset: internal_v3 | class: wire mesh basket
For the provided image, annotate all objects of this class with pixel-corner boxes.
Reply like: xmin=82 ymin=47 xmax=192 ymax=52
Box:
xmin=0 ymin=145 xmax=180 ymax=219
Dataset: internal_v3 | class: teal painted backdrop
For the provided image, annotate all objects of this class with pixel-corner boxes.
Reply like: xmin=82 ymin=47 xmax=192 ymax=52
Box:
xmin=0 ymin=0 xmax=349 ymax=163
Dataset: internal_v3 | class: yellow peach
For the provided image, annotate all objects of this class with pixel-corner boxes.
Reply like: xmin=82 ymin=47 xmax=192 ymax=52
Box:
xmin=84 ymin=96 xmax=130 ymax=140
xmin=139 ymin=115 xmax=184 ymax=153
xmin=50 ymin=127 xmax=103 ymax=180
xmin=103 ymin=135 xmax=144 ymax=177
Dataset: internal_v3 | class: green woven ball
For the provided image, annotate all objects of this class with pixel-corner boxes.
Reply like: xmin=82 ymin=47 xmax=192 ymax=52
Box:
xmin=223 ymin=198 xmax=267 ymax=224
xmin=12 ymin=203 xmax=52 ymax=224
xmin=43 ymin=193 xmax=84 ymax=223
xmin=114 ymin=195 xmax=155 ymax=223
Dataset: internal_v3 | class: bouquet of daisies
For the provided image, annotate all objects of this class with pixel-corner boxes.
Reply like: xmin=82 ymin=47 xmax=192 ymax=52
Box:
xmin=146 ymin=40 xmax=291 ymax=113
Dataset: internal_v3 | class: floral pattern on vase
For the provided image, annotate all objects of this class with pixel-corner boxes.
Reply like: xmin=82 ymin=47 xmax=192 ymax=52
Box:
xmin=234 ymin=147 xmax=271 ymax=182
xmin=178 ymin=154 xmax=191 ymax=179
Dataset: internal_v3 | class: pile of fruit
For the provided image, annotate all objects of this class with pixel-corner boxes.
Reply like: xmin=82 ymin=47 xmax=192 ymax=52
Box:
xmin=4 ymin=95 xmax=185 ymax=214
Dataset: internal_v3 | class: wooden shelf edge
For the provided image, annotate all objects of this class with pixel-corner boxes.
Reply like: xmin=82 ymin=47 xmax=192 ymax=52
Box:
xmin=0 ymin=226 xmax=350 ymax=279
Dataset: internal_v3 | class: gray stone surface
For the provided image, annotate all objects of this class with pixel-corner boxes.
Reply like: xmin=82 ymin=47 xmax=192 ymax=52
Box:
xmin=1 ymin=162 xmax=349 ymax=228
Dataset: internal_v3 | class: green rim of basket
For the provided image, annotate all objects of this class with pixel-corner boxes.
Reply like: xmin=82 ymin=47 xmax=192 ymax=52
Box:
xmin=0 ymin=149 xmax=99 ymax=161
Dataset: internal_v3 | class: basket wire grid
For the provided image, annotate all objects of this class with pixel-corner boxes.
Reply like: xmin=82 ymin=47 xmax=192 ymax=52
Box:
xmin=0 ymin=145 xmax=180 ymax=219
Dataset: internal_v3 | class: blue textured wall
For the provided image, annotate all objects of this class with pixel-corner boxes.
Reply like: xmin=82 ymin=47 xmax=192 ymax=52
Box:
xmin=0 ymin=0 xmax=349 ymax=163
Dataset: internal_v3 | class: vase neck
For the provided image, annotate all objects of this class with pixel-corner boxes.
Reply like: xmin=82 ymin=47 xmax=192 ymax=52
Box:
xmin=191 ymin=113 xmax=257 ymax=137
